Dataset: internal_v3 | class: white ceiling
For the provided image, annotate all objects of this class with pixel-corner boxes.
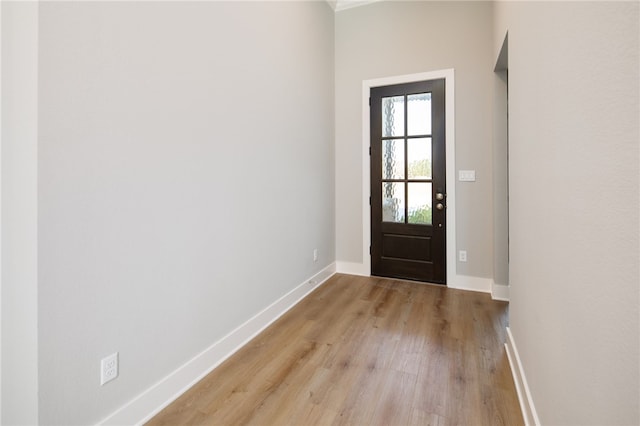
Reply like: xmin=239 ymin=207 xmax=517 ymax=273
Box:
xmin=327 ymin=0 xmax=383 ymax=12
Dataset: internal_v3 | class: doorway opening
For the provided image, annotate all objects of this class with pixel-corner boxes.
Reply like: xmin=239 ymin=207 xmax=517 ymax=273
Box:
xmin=361 ymin=69 xmax=457 ymax=286
xmin=369 ymin=79 xmax=447 ymax=284
xmin=493 ymin=33 xmax=510 ymax=298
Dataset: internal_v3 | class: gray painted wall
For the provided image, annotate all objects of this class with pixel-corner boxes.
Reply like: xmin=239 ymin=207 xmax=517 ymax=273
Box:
xmin=493 ymin=66 xmax=508 ymax=287
xmin=494 ymin=2 xmax=639 ymax=424
xmin=36 ymin=2 xmax=334 ymax=424
xmin=3 ymin=1 xmax=638 ymax=424
xmin=335 ymin=1 xmax=495 ymax=279
xmin=1 ymin=2 xmax=39 ymax=424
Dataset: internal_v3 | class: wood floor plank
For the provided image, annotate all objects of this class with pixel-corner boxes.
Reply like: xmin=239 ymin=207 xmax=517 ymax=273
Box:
xmin=147 ymin=274 xmax=524 ymax=426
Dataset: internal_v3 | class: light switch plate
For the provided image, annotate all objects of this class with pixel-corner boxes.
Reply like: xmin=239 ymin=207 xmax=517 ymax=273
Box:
xmin=459 ymin=170 xmax=476 ymax=182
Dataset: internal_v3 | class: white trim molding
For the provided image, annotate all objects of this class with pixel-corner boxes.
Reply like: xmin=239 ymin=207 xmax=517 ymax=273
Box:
xmin=97 ymin=263 xmax=337 ymax=426
xmin=447 ymin=274 xmax=492 ymax=293
xmin=505 ymin=327 xmax=541 ymax=426
xmin=332 ymin=0 xmax=383 ymax=12
xmin=491 ymin=282 xmax=510 ymax=301
xmin=334 ymin=261 xmax=510 ymax=302
xmin=335 ymin=261 xmax=368 ymax=276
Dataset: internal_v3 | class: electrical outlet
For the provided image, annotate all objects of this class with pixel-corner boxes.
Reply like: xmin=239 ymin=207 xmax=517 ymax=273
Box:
xmin=313 ymin=249 xmax=318 ymax=262
xmin=100 ymin=352 xmax=118 ymax=386
xmin=459 ymin=250 xmax=467 ymax=262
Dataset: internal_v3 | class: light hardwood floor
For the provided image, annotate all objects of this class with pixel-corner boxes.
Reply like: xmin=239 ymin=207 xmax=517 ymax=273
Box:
xmin=147 ymin=274 xmax=524 ymax=426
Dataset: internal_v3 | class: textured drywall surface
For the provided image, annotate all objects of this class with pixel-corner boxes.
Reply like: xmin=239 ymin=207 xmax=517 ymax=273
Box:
xmin=492 ymin=69 xmax=508 ymax=286
xmin=1 ymin=2 xmax=39 ymax=424
xmin=335 ymin=1 xmax=495 ymax=278
xmin=38 ymin=2 xmax=334 ymax=423
xmin=494 ymin=1 xmax=639 ymax=424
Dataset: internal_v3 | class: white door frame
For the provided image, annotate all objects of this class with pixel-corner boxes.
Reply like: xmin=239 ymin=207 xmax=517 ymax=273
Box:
xmin=361 ymin=69 xmax=459 ymax=287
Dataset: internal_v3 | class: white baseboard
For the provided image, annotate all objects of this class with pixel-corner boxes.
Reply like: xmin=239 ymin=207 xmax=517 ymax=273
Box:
xmin=335 ymin=261 xmax=369 ymax=276
xmin=491 ymin=282 xmax=510 ymax=301
xmin=335 ymin=262 xmax=497 ymax=297
xmin=505 ymin=327 xmax=540 ymax=426
xmin=447 ymin=274 xmax=492 ymax=293
xmin=97 ymin=263 xmax=337 ymax=426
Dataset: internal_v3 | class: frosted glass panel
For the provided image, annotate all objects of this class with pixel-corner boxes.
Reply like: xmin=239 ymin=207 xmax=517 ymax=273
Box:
xmin=407 ymin=138 xmax=432 ymax=179
xmin=407 ymin=93 xmax=431 ymax=136
xmin=408 ymin=182 xmax=432 ymax=225
xmin=382 ymin=182 xmax=405 ymax=223
xmin=382 ymin=96 xmax=404 ymax=137
xmin=382 ymin=139 xmax=405 ymax=180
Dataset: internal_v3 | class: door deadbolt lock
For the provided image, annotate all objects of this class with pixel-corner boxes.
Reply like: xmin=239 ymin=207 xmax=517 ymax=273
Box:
xmin=436 ymin=203 xmax=444 ymax=211
xmin=435 ymin=193 xmax=445 ymax=201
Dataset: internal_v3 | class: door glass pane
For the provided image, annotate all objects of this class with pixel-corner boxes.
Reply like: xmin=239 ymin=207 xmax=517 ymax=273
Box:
xmin=382 ymin=96 xmax=404 ymax=137
xmin=408 ymin=182 xmax=432 ymax=225
xmin=382 ymin=139 xmax=405 ymax=180
xmin=407 ymin=93 xmax=431 ymax=136
xmin=382 ymin=182 xmax=405 ymax=223
xmin=407 ymin=138 xmax=432 ymax=179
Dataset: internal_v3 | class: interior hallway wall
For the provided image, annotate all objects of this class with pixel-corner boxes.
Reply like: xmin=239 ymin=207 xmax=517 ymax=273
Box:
xmin=335 ymin=1 xmax=496 ymax=279
xmin=492 ymin=52 xmax=508 ymax=287
xmin=1 ymin=2 xmax=39 ymax=424
xmin=37 ymin=2 xmax=334 ymax=423
xmin=494 ymin=2 xmax=639 ymax=424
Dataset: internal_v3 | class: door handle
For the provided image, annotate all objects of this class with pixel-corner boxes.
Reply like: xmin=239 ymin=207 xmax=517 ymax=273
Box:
xmin=436 ymin=203 xmax=444 ymax=211
xmin=435 ymin=192 xmax=445 ymax=201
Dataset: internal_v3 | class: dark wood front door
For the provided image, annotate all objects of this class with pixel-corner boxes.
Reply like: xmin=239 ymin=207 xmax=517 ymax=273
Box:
xmin=370 ymin=79 xmax=446 ymax=284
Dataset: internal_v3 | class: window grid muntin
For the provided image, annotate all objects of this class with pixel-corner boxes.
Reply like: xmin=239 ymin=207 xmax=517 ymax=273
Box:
xmin=380 ymin=92 xmax=433 ymax=224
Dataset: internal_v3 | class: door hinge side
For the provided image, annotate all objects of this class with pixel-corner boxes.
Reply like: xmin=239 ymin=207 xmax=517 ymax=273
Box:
xmin=369 ymin=196 xmax=371 ymax=205
xmin=369 ymin=146 xmax=371 ymax=156
xmin=369 ymin=246 xmax=372 ymax=255
xmin=369 ymin=97 xmax=371 ymax=106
